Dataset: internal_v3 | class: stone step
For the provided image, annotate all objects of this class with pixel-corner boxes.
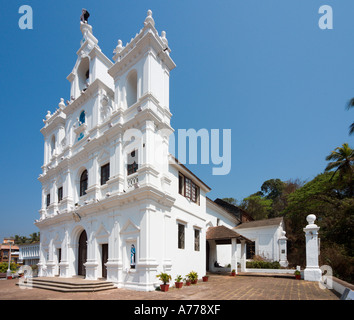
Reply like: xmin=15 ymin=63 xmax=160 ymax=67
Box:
xmin=16 ymin=277 xmax=117 ymax=293
xmin=30 ymin=278 xmax=112 ymax=287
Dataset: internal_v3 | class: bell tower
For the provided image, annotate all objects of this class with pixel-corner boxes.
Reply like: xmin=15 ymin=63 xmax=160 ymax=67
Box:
xmin=109 ymin=10 xmax=175 ymax=112
xmin=67 ymin=22 xmax=114 ymax=101
xmin=108 ymin=10 xmax=176 ymax=196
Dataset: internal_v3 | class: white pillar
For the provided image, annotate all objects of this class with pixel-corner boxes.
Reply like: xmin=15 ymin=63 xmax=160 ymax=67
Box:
xmin=240 ymin=240 xmax=246 ymax=272
xmin=278 ymin=231 xmax=288 ymax=267
xmin=231 ymin=238 xmax=238 ymax=274
xmin=303 ymin=214 xmax=322 ymax=281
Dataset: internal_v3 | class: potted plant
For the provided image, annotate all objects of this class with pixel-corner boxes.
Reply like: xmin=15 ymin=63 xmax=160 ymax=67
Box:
xmin=186 ymin=271 xmax=198 ymax=284
xmin=294 ymin=270 xmax=301 ymax=280
xmin=231 ymin=269 xmax=236 ymax=276
xmin=184 ymin=277 xmax=191 ymax=286
xmin=156 ymin=272 xmax=172 ymax=292
xmin=175 ymin=275 xmax=183 ymax=288
xmin=202 ymin=275 xmax=209 ymax=282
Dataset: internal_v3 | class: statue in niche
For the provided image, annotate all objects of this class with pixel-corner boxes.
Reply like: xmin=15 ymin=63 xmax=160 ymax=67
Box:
xmin=80 ymin=9 xmax=90 ymax=24
xmin=130 ymin=244 xmax=136 ymax=268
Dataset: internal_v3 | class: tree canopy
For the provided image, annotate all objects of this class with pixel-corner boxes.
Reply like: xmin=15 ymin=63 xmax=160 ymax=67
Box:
xmin=223 ymin=143 xmax=353 ymax=283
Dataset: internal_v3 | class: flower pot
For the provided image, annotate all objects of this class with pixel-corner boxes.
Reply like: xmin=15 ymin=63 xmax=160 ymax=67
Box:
xmin=295 ymin=275 xmax=301 ymax=280
xmin=202 ymin=276 xmax=209 ymax=282
xmin=191 ymin=279 xmax=198 ymax=284
xmin=160 ymin=284 xmax=170 ymax=292
xmin=175 ymin=282 xmax=183 ymax=289
xmin=231 ymin=272 xmax=236 ymax=276
xmin=7 ymin=276 xmax=12 ymax=280
xmin=185 ymin=280 xmax=191 ymax=286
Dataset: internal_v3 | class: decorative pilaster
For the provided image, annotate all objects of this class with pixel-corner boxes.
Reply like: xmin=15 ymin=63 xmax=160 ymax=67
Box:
xmin=59 ymin=231 xmax=70 ymax=277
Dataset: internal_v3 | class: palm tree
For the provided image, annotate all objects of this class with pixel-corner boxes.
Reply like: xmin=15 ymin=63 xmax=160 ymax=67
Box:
xmin=346 ymin=98 xmax=354 ymax=135
xmin=325 ymin=143 xmax=354 ymax=196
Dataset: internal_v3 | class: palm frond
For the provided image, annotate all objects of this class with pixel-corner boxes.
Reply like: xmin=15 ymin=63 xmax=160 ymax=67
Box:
xmin=346 ymin=98 xmax=354 ymax=110
xmin=349 ymin=122 xmax=354 ymax=136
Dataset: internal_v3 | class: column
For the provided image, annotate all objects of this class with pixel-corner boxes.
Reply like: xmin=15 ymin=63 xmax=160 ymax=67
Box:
xmin=231 ymin=238 xmax=238 ymax=274
xmin=278 ymin=231 xmax=288 ymax=267
xmin=303 ymin=214 xmax=322 ymax=281
xmin=240 ymin=240 xmax=246 ymax=272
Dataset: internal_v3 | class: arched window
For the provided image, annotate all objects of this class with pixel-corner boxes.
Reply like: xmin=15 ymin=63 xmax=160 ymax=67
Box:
xmin=80 ymin=170 xmax=88 ymax=196
xmin=79 ymin=110 xmax=85 ymax=125
xmin=126 ymin=70 xmax=137 ymax=107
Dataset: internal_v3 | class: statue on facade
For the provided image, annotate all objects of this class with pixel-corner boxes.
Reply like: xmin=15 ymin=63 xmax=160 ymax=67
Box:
xmin=130 ymin=244 xmax=136 ymax=268
xmin=80 ymin=9 xmax=90 ymax=24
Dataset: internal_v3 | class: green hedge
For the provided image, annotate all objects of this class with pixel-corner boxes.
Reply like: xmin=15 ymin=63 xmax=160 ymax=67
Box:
xmin=246 ymin=260 xmax=280 ymax=269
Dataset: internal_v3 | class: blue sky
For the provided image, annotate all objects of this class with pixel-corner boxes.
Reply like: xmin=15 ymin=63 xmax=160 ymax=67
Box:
xmin=0 ymin=0 xmax=353 ymax=238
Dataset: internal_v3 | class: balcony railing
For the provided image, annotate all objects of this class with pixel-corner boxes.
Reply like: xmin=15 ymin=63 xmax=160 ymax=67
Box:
xmin=127 ymin=173 xmax=139 ymax=189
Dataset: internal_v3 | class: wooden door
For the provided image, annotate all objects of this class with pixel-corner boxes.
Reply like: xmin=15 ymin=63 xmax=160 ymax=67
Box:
xmin=78 ymin=230 xmax=87 ymax=276
xmin=101 ymin=244 xmax=108 ymax=278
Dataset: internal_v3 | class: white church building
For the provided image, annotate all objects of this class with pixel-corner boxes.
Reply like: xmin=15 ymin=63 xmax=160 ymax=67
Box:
xmin=35 ymin=10 xmax=287 ymax=291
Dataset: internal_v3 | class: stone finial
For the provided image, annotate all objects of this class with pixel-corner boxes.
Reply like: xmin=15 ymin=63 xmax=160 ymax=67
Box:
xmin=144 ymin=9 xmax=155 ymax=27
xmin=161 ymin=31 xmax=168 ymax=46
xmin=113 ymin=39 xmax=124 ymax=62
xmin=58 ymin=98 xmax=65 ymax=109
xmin=306 ymin=214 xmax=316 ymax=226
xmin=45 ymin=111 xmax=51 ymax=120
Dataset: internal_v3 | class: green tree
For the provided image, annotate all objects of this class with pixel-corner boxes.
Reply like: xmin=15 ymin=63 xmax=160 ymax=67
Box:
xmin=283 ymin=171 xmax=354 ymax=282
xmin=325 ymin=143 xmax=354 ymax=196
xmin=260 ymin=179 xmax=285 ymax=200
xmin=239 ymin=194 xmax=273 ymax=220
xmin=221 ymin=197 xmax=237 ymax=206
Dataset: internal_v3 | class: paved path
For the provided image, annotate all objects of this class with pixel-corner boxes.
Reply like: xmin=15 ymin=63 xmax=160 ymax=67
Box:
xmin=0 ymin=274 xmax=338 ymax=300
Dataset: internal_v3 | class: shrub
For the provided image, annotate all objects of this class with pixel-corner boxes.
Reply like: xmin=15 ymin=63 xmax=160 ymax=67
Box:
xmin=0 ymin=262 xmax=17 ymax=273
xmin=246 ymin=260 xmax=280 ymax=269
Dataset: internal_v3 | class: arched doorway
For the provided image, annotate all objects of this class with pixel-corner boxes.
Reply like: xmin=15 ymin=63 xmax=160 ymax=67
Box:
xmin=78 ymin=230 xmax=87 ymax=276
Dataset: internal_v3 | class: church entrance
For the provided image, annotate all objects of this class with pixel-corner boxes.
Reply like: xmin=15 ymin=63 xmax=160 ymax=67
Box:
xmin=78 ymin=230 xmax=87 ymax=276
xmin=101 ymin=244 xmax=108 ymax=278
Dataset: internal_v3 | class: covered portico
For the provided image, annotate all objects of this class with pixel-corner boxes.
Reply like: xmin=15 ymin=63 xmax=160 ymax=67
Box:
xmin=206 ymin=225 xmax=252 ymax=274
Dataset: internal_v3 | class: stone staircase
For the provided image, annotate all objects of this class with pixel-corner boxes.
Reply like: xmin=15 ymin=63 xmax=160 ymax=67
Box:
xmin=17 ymin=277 xmax=117 ymax=293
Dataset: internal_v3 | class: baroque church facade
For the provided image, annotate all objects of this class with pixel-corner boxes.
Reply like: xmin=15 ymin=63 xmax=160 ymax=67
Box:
xmin=35 ymin=10 xmax=287 ymax=291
